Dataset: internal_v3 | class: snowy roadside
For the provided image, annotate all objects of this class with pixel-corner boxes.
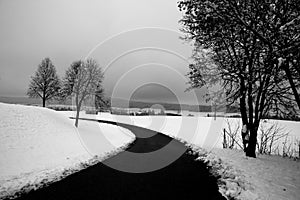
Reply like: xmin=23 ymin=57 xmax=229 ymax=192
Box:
xmin=169 ymin=142 xmax=300 ymax=200
xmin=0 ymin=103 xmax=135 ymax=199
xmin=95 ymin=113 xmax=300 ymax=200
xmin=144 ymin=126 xmax=299 ymax=200
xmin=206 ymin=148 xmax=300 ymax=200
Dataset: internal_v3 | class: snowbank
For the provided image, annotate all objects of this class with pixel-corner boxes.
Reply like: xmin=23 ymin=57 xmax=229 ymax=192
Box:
xmin=207 ymin=148 xmax=300 ymax=200
xmin=0 ymin=103 xmax=135 ymax=199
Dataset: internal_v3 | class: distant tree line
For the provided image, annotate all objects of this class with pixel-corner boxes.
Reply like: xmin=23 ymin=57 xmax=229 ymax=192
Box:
xmin=128 ymin=100 xmax=240 ymax=112
xmin=27 ymin=57 xmax=108 ymax=127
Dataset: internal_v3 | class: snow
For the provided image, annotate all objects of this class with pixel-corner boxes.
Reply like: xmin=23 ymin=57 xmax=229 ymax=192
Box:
xmin=97 ymin=113 xmax=300 ymax=152
xmin=207 ymin=148 xmax=300 ymax=200
xmin=218 ymin=118 xmax=300 ymax=157
xmin=95 ymin=113 xmax=300 ymax=200
xmin=1 ymin=105 xmax=299 ymax=200
xmin=61 ymin=111 xmax=135 ymax=157
xmin=97 ymin=113 xmax=224 ymax=148
xmin=0 ymin=103 xmax=135 ymax=199
xmin=99 ymin=113 xmax=300 ymax=156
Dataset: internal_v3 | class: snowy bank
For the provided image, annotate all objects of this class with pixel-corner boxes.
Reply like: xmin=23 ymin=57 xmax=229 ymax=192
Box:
xmin=0 ymin=103 xmax=135 ymax=199
xmin=206 ymin=148 xmax=300 ymax=200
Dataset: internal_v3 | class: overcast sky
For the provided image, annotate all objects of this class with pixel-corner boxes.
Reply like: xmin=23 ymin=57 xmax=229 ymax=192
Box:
xmin=0 ymin=0 xmax=206 ymax=105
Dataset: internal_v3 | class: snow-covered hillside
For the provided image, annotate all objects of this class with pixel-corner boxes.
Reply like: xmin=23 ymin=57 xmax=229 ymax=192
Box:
xmin=0 ymin=103 xmax=135 ymax=199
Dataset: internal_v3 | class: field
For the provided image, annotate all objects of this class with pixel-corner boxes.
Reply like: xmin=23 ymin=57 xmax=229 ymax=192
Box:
xmin=0 ymin=103 xmax=299 ymax=199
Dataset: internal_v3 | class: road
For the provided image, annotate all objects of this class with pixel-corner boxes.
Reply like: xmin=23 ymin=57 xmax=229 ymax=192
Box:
xmin=16 ymin=119 xmax=226 ymax=200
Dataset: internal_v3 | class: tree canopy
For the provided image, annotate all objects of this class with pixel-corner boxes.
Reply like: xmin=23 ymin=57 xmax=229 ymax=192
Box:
xmin=62 ymin=58 xmax=104 ymax=127
xmin=27 ymin=58 xmax=60 ymax=107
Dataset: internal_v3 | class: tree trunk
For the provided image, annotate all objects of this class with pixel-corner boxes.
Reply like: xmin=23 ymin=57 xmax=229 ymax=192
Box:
xmin=246 ymin=126 xmax=258 ymax=158
xmin=284 ymin=65 xmax=300 ymax=110
xmin=239 ymin=90 xmax=248 ymax=152
xmin=42 ymin=97 xmax=46 ymax=107
xmin=75 ymin=95 xmax=81 ymax=127
xmin=75 ymin=107 xmax=80 ymax=127
xmin=223 ymin=129 xmax=227 ymax=149
xmin=75 ymin=95 xmax=84 ymax=127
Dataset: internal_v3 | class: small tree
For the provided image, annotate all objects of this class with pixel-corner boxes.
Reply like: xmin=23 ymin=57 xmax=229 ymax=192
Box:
xmin=27 ymin=58 xmax=60 ymax=107
xmin=62 ymin=58 xmax=104 ymax=127
xmin=257 ymin=121 xmax=289 ymax=155
xmin=223 ymin=119 xmax=243 ymax=149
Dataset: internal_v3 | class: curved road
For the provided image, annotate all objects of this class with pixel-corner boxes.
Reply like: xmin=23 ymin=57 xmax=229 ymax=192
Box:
xmin=16 ymin=119 xmax=226 ymax=200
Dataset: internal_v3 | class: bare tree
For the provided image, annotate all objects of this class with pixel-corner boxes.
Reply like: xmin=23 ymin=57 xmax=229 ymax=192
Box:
xmin=257 ymin=121 xmax=289 ymax=155
xmin=223 ymin=119 xmax=243 ymax=149
xmin=178 ymin=0 xmax=299 ymax=157
xmin=62 ymin=58 xmax=104 ymax=127
xmin=27 ymin=58 xmax=60 ymax=107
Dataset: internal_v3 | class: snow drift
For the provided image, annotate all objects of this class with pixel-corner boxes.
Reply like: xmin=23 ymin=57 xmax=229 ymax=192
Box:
xmin=0 ymin=103 xmax=135 ymax=199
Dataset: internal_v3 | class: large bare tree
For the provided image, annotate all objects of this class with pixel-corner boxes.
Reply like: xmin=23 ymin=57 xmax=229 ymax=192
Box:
xmin=62 ymin=58 xmax=104 ymax=127
xmin=178 ymin=0 xmax=299 ymax=157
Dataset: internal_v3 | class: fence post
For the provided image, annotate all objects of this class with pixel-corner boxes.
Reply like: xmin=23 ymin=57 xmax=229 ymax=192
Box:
xmin=223 ymin=128 xmax=227 ymax=148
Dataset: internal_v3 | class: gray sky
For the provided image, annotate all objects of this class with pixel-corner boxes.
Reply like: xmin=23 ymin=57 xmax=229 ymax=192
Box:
xmin=0 ymin=0 xmax=206 ymax=105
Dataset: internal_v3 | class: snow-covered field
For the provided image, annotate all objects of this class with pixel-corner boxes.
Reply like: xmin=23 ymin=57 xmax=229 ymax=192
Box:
xmin=96 ymin=112 xmax=223 ymax=147
xmin=96 ymin=113 xmax=300 ymax=152
xmin=0 ymin=103 xmax=135 ymax=199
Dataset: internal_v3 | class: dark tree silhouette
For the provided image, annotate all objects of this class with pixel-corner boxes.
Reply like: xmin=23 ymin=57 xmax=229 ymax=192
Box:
xmin=27 ymin=58 xmax=60 ymax=107
xmin=178 ymin=0 xmax=299 ymax=157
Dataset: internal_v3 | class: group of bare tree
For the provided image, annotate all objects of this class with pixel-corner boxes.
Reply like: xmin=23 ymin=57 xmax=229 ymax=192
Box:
xmin=257 ymin=121 xmax=288 ymax=155
xmin=27 ymin=57 xmax=105 ymax=127
xmin=179 ymin=0 xmax=300 ymax=157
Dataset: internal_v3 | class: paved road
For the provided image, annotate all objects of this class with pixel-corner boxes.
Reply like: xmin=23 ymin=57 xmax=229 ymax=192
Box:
xmin=16 ymin=119 xmax=226 ymax=200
